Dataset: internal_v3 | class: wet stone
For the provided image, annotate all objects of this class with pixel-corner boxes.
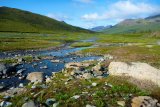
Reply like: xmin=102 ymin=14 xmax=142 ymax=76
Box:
xmin=0 ymin=101 xmax=12 ymax=107
xmin=45 ymin=98 xmax=56 ymax=106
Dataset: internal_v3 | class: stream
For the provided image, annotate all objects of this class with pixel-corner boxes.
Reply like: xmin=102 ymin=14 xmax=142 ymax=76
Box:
xmin=0 ymin=41 xmax=102 ymax=90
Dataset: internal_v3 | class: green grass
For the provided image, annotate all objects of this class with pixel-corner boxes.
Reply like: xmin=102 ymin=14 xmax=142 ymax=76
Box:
xmin=0 ymin=55 xmax=34 ymax=64
xmin=96 ymin=33 xmax=159 ymax=43
xmin=79 ymin=45 xmax=160 ymax=68
xmin=0 ymin=7 xmax=91 ymax=33
xmin=0 ymin=32 xmax=94 ymax=51
xmin=0 ymin=58 xmax=17 ymax=64
xmin=5 ymin=72 xmax=150 ymax=107
xmin=71 ymin=42 xmax=93 ymax=47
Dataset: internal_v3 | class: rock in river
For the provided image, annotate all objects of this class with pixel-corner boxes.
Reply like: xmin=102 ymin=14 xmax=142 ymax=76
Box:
xmin=17 ymin=69 xmax=25 ymax=74
xmin=40 ymin=65 xmax=48 ymax=69
xmin=26 ymin=72 xmax=44 ymax=83
xmin=65 ymin=62 xmax=90 ymax=70
xmin=0 ymin=63 xmax=17 ymax=78
xmin=108 ymin=62 xmax=160 ymax=86
xmin=0 ymin=63 xmax=7 ymax=75
xmin=0 ymin=83 xmax=6 ymax=90
xmin=17 ymin=57 xmax=25 ymax=63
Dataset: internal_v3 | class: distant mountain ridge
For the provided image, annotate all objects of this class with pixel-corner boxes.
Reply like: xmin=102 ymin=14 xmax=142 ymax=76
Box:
xmin=0 ymin=6 xmax=91 ymax=33
xmin=101 ymin=14 xmax=160 ymax=34
xmin=145 ymin=14 xmax=160 ymax=20
xmin=89 ymin=25 xmax=112 ymax=32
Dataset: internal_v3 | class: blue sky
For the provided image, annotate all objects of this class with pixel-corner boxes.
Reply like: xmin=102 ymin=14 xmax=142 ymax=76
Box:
xmin=0 ymin=0 xmax=160 ymax=28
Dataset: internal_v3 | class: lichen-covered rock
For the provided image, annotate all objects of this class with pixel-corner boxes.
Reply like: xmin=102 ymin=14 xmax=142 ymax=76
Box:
xmin=82 ymin=73 xmax=93 ymax=79
xmin=117 ymin=101 xmax=125 ymax=107
xmin=46 ymin=77 xmax=52 ymax=83
xmin=131 ymin=96 xmax=160 ymax=107
xmin=65 ymin=62 xmax=90 ymax=69
xmin=92 ymin=64 xmax=103 ymax=76
xmin=1 ymin=88 xmax=27 ymax=96
xmin=108 ymin=62 xmax=160 ymax=86
xmin=26 ymin=72 xmax=44 ymax=83
xmin=22 ymin=100 xmax=37 ymax=107
xmin=17 ymin=57 xmax=25 ymax=63
xmin=92 ymin=82 xmax=97 ymax=87
xmin=86 ymin=104 xmax=96 ymax=107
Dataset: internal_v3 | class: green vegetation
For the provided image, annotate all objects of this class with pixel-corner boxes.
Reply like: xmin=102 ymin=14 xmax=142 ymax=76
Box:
xmin=0 ymin=55 xmax=34 ymax=64
xmin=0 ymin=6 xmax=160 ymax=107
xmin=0 ymin=58 xmax=17 ymax=64
xmin=102 ymin=15 xmax=160 ymax=34
xmin=0 ymin=32 xmax=94 ymax=51
xmin=0 ymin=7 xmax=92 ymax=33
xmin=4 ymin=72 xmax=150 ymax=107
xmin=79 ymin=45 xmax=160 ymax=68
xmin=71 ymin=42 xmax=93 ymax=47
xmin=97 ymin=33 xmax=159 ymax=43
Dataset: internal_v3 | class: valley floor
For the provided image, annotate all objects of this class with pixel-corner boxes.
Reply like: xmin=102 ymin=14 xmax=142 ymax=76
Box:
xmin=0 ymin=32 xmax=160 ymax=107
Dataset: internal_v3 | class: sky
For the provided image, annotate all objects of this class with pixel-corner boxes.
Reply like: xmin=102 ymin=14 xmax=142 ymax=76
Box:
xmin=0 ymin=0 xmax=160 ymax=28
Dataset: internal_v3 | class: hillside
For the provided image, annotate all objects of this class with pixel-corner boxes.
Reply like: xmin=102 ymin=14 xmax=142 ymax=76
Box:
xmin=0 ymin=6 xmax=91 ymax=33
xmin=102 ymin=14 xmax=160 ymax=34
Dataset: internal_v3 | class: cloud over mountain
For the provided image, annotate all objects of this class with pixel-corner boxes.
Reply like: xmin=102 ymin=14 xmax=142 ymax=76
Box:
xmin=82 ymin=1 xmax=160 ymax=21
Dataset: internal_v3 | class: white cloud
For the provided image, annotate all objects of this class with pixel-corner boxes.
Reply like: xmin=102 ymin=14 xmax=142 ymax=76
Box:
xmin=81 ymin=1 xmax=160 ymax=21
xmin=47 ymin=13 xmax=70 ymax=21
xmin=82 ymin=13 xmax=101 ymax=20
xmin=73 ymin=0 xmax=93 ymax=3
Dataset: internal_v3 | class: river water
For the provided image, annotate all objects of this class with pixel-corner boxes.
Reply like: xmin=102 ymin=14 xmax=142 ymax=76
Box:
xmin=0 ymin=45 xmax=102 ymax=89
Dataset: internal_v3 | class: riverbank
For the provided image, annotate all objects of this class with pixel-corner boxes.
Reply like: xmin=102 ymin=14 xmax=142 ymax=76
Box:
xmin=0 ymin=32 xmax=160 ymax=106
xmin=0 ymin=59 xmax=160 ymax=107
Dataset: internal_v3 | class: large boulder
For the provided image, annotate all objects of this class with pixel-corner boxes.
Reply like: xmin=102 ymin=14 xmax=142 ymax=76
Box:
xmin=131 ymin=96 xmax=160 ymax=107
xmin=108 ymin=62 xmax=160 ymax=86
xmin=26 ymin=72 xmax=44 ymax=83
xmin=65 ymin=62 xmax=90 ymax=70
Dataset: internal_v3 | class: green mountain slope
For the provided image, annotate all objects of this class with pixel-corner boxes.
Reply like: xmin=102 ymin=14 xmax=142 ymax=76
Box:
xmin=0 ymin=6 xmax=91 ymax=33
xmin=102 ymin=15 xmax=160 ymax=34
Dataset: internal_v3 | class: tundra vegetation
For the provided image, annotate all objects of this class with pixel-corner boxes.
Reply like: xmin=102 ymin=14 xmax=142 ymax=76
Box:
xmin=0 ymin=6 xmax=160 ymax=107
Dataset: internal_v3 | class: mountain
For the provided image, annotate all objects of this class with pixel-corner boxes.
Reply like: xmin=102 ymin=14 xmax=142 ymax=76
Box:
xmin=90 ymin=25 xmax=112 ymax=32
xmin=0 ymin=6 xmax=91 ymax=33
xmin=102 ymin=14 xmax=160 ymax=34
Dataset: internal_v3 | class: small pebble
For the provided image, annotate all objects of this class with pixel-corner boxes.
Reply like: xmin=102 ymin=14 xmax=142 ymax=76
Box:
xmin=72 ymin=95 xmax=80 ymax=99
xmin=92 ymin=83 xmax=97 ymax=87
